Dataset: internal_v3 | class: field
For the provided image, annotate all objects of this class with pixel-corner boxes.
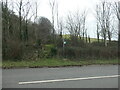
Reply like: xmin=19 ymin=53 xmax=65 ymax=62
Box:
xmin=63 ymin=34 xmax=103 ymax=43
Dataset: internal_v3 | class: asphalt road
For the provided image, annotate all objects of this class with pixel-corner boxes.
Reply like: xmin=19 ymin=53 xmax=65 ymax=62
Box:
xmin=2 ymin=65 xmax=119 ymax=88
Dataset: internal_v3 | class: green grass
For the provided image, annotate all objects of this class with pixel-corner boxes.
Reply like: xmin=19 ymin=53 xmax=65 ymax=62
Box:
xmin=2 ymin=58 xmax=119 ymax=69
xmin=62 ymin=34 xmax=102 ymax=43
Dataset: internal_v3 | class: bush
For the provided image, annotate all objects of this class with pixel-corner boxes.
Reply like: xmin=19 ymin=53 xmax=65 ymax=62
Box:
xmin=41 ymin=44 xmax=57 ymax=58
xmin=3 ymin=40 xmax=24 ymax=60
xmin=51 ymin=47 xmax=57 ymax=56
xmin=65 ymin=47 xmax=76 ymax=58
xmin=91 ymin=42 xmax=104 ymax=46
xmin=57 ymin=43 xmax=118 ymax=60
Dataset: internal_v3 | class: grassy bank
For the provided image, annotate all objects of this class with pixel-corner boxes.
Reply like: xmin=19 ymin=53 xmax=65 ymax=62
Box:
xmin=2 ymin=58 xmax=119 ymax=69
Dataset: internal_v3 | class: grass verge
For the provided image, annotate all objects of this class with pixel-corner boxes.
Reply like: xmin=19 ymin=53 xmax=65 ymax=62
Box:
xmin=2 ymin=58 xmax=119 ymax=69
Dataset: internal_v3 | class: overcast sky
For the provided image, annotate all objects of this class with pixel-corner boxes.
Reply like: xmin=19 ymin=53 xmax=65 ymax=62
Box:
xmin=37 ymin=0 xmax=119 ymax=39
xmin=8 ymin=0 xmax=119 ymax=39
xmin=37 ymin=0 xmax=98 ymax=37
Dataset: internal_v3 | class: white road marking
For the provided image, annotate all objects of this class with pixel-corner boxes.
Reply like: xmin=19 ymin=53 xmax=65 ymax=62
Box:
xmin=19 ymin=75 xmax=120 ymax=85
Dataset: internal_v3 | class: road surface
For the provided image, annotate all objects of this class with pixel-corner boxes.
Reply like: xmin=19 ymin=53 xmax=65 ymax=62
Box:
xmin=2 ymin=65 xmax=119 ymax=88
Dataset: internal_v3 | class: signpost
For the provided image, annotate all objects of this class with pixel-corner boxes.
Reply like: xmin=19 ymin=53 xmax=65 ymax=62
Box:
xmin=63 ymin=38 xmax=66 ymax=58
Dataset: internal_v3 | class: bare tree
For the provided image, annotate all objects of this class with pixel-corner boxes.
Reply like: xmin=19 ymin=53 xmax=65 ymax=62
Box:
xmin=118 ymin=2 xmax=120 ymax=59
xmin=13 ymin=0 xmax=35 ymax=43
xmin=22 ymin=0 xmax=35 ymax=43
xmin=66 ymin=14 xmax=77 ymax=46
xmin=66 ymin=12 xmax=77 ymax=37
xmin=76 ymin=10 xmax=82 ymax=40
xmin=81 ymin=10 xmax=87 ymax=41
xmin=96 ymin=5 xmax=100 ymax=43
xmin=96 ymin=1 xmax=112 ymax=46
xmin=88 ymin=35 xmax=91 ymax=43
xmin=22 ymin=1 xmax=31 ymax=42
xmin=15 ymin=0 xmax=23 ymax=40
xmin=56 ymin=2 xmax=59 ymax=33
xmin=49 ymin=0 xmax=59 ymax=44
xmin=95 ymin=4 xmax=102 ymax=43
xmin=85 ymin=29 xmax=88 ymax=43
xmin=32 ymin=1 xmax=38 ymax=43
xmin=58 ymin=18 xmax=64 ymax=37
xmin=66 ymin=10 xmax=87 ymax=39
xmin=118 ymin=2 xmax=120 ymax=45
xmin=66 ymin=10 xmax=87 ymax=45
xmin=105 ymin=2 xmax=112 ymax=43
xmin=114 ymin=2 xmax=120 ymax=40
xmin=49 ymin=0 xmax=56 ymax=34
xmin=102 ymin=1 xmax=107 ymax=46
xmin=114 ymin=1 xmax=120 ymax=58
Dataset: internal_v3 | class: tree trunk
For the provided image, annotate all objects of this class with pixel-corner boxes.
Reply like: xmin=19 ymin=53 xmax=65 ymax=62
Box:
xmin=118 ymin=2 xmax=120 ymax=59
xmin=118 ymin=20 xmax=120 ymax=59
xmin=108 ymin=30 xmax=111 ymax=43
xmin=97 ymin=24 xmax=99 ymax=43
xmin=19 ymin=0 xmax=22 ymax=41
xmin=25 ymin=20 xmax=28 ymax=42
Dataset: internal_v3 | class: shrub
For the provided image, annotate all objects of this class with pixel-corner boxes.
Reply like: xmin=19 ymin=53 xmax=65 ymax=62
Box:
xmin=41 ymin=44 xmax=57 ymax=58
xmin=91 ymin=41 xmax=104 ymax=46
xmin=57 ymin=43 xmax=118 ymax=60
xmin=65 ymin=47 xmax=76 ymax=58
xmin=3 ymin=40 xmax=24 ymax=60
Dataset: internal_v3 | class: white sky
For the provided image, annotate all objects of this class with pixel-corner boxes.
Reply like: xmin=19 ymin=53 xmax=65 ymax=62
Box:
xmin=6 ymin=0 xmax=120 ymax=39
xmin=35 ymin=0 xmax=100 ymax=38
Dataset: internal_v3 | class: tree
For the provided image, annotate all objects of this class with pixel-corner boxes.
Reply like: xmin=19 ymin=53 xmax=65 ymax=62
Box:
xmin=66 ymin=10 xmax=87 ymax=46
xmin=22 ymin=0 xmax=35 ymax=43
xmin=85 ymin=29 xmax=88 ymax=43
xmin=66 ymin=10 xmax=87 ymax=40
xmin=58 ymin=18 xmax=64 ymax=37
xmin=114 ymin=1 xmax=120 ymax=58
xmin=2 ymin=0 xmax=10 ymax=59
xmin=32 ymin=1 xmax=39 ymax=43
xmin=81 ymin=10 xmax=87 ymax=41
xmin=16 ymin=0 xmax=23 ymax=40
xmin=118 ymin=2 xmax=120 ymax=47
xmin=95 ymin=5 xmax=101 ymax=43
xmin=2 ymin=0 xmax=24 ymax=60
xmin=36 ymin=17 xmax=53 ymax=44
xmin=22 ymin=1 xmax=31 ymax=42
xmin=101 ymin=1 xmax=107 ymax=46
xmin=96 ymin=1 xmax=112 ymax=46
xmin=49 ymin=0 xmax=56 ymax=37
xmin=56 ymin=2 xmax=59 ymax=34
xmin=105 ymin=2 xmax=112 ymax=43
